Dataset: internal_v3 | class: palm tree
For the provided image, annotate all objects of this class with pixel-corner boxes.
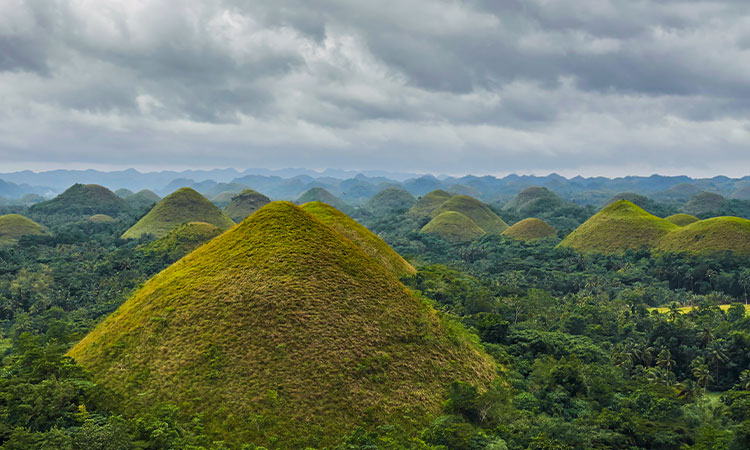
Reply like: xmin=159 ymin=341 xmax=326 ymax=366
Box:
xmin=708 ymin=341 xmax=729 ymax=386
xmin=698 ymin=327 xmax=715 ymax=346
xmin=678 ymin=379 xmax=702 ymax=402
xmin=739 ymin=370 xmax=750 ymax=390
xmin=667 ymin=302 xmax=681 ymax=321
xmin=656 ymin=349 xmax=676 ymax=371
xmin=691 ymin=357 xmax=713 ymax=389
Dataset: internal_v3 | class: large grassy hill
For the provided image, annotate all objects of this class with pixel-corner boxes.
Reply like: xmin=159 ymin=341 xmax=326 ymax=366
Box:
xmin=408 ymin=190 xmax=453 ymax=217
xmin=0 ymin=214 xmax=46 ymax=245
xmin=140 ymin=221 xmax=222 ymax=261
xmin=69 ymin=201 xmax=495 ymax=448
xmin=295 ymin=187 xmax=349 ymax=212
xmin=365 ymin=187 xmax=416 ymax=215
xmin=559 ymin=200 xmax=679 ymax=254
xmin=502 ymin=218 xmax=557 ymax=241
xmin=432 ymin=195 xmax=508 ymax=234
xmin=683 ymin=192 xmax=725 ymax=216
xmin=122 ymin=188 xmax=234 ymax=239
xmin=301 ymin=201 xmax=415 ymax=278
xmin=665 ymin=213 xmax=699 ymax=227
xmin=656 ymin=217 xmax=750 ymax=256
xmin=29 ymin=184 xmax=130 ymax=218
xmin=421 ymin=211 xmax=486 ymax=243
xmin=223 ymin=189 xmax=271 ymax=222
xmin=504 ymin=186 xmax=564 ymax=215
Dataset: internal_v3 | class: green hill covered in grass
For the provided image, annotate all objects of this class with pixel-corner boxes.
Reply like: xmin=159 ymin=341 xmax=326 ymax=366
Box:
xmin=656 ymin=217 xmax=750 ymax=256
xmin=504 ymin=186 xmax=564 ymax=215
xmin=140 ymin=221 xmax=222 ymax=261
xmin=408 ymin=190 xmax=453 ymax=217
xmin=88 ymin=214 xmax=116 ymax=223
xmin=69 ymin=202 xmax=495 ymax=448
xmin=125 ymin=189 xmax=161 ymax=211
xmin=30 ymin=184 xmax=130 ymax=218
xmin=432 ymin=195 xmax=508 ymax=234
xmin=365 ymin=187 xmax=416 ymax=215
xmin=421 ymin=211 xmax=486 ymax=243
xmin=295 ymin=187 xmax=349 ymax=212
xmin=683 ymin=192 xmax=725 ymax=216
xmin=223 ymin=189 xmax=271 ymax=222
xmin=0 ymin=214 xmax=46 ymax=244
xmin=559 ymin=200 xmax=679 ymax=254
xmin=122 ymin=188 xmax=234 ymax=239
xmin=210 ymin=191 xmax=237 ymax=208
xmin=665 ymin=213 xmax=699 ymax=226
xmin=502 ymin=218 xmax=557 ymax=241
xmin=301 ymin=201 xmax=415 ymax=277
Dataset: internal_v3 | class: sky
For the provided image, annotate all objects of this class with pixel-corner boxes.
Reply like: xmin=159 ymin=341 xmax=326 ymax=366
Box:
xmin=1 ymin=0 xmax=749 ymax=177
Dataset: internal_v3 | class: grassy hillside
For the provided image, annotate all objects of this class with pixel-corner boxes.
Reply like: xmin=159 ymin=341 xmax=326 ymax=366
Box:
xmin=504 ymin=186 xmax=564 ymax=215
xmin=683 ymin=192 xmax=725 ymax=216
xmin=502 ymin=218 xmax=557 ymax=241
xmin=223 ymin=189 xmax=271 ymax=222
xmin=656 ymin=216 xmax=750 ymax=256
xmin=140 ymin=221 xmax=222 ymax=261
xmin=295 ymin=187 xmax=349 ymax=212
xmin=301 ymin=201 xmax=415 ymax=278
xmin=0 ymin=214 xmax=46 ymax=244
xmin=122 ymin=188 xmax=234 ymax=239
xmin=432 ymin=195 xmax=508 ymax=234
xmin=408 ymin=190 xmax=453 ymax=217
xmin=559 ymin=200 xmax=679 ymax=254
xmin=88 ymin=214 xmax=116 ymax=223
xmin=29 ymin=184 xmax=130 ymax=217
xmin=210 ymin=191 xmax=237 ymax=208
xmin=665 ymin=213 xmax=699 ymax=226
xmin=69 ymin=202 xmax=495 ymax=448
xmin=365 ymin=187 xmax=416 ymax=215
xmin=421 ymin=211 xmax=486 ymax=243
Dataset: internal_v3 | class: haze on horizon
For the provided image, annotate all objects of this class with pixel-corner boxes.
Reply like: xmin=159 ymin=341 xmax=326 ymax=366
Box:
xmin=1 ymin=0 xmax=749 ymax=177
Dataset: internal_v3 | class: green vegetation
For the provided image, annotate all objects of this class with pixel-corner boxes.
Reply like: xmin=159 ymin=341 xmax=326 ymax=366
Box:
xmin=666 ymin=213 xmax=700 ymax=226
xmin=223 ymin=189 xmax=271 ymax=222
xmin=295 ymin=187 xmax=349 ymax=212
xmin=421 ymin=211 xmax=486 ymax=243
xmin=88 ymin=214 xmax=116 ymax=223
xmin=29 ymin=184 xmax=130 ymax=219
xmin=210 ymin=191 xmax=237 ymax=208
xmin=122 ymin=187 xmax=234 ymax=239
xmin=656 ymin=216 xmax=750 ymax=256
xmin=502 ymin=218 xmax=557 ymax=241
xmin=0 ymin=214 xmax=46 ymax=244
xmin=432 ymin=195 xmax=508 ymax=234
xmin=140 ymin=221 xmax=222 ymax=261
xmin=559 ymin=200 xmax=679 ymax=254
xmin=684 ymin=192 xmax=726 ymax=215
xmin=504 ymin=186 xmax=564 ymax=216
xmin=408 ymin=190 xmax=453 ymax=217
xmin=123 ymin=189 xmax=160 ymax=211
xmin=69 ymin=202 xmax=495 ymax=448
xmin=365 ymin=187 xmax=416 ymax=215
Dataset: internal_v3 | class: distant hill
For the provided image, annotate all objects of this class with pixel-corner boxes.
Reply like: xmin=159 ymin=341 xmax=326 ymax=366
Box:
xmin=301 ymin=201 xmax=415 ymax=278
xmin=140 ymin=221 xmax=222 ymax=261
xmin=683 ymin=192 xmax=726 ymax=216
xmin=124 ymin=189 xmax=161 ymax=211
xmin=223 ymin=189 xmax=271 ymax=222
xmin=295 ymin=187 xmax=350 ymax=212
xmin=29 ymin=184 xmax=130 ymax=218
xmin=365 ymin=187 xmax=416 ymax=215
xmin=504 ymin=186 xmax=564 ymax=216
xmin=210 ymin=191 xmax=237 ymax=208
xmin=502 ymin=218 xmax=557 ymax=241
xmin=653 ymin=183 xmax=703 ymax=203
xmin=559 ymin=200 xmax=679 ymax=254
xmin=432 ymin=195 xmax=508 ymax=234
xmin=88 ymin=214 xmax=116 ymax=223
xmin=0 ymin=214 xmax=46 ymax=244
xmin=408 ymin=190 xmax=453 ymax=217
xmin=115 ymin=188 xmax=134 ymax=198
xmin=122 ymin=188 xmax=234 ymax=239
xmin=665 ymin=213 xmax=699 ymax=227
xmin=656 ymin=217 xmax=750 ymax=256
xmin=421 ymin=211 xmax=486 ymax=243
xmin=69 ymin=202 xmax=495 ymax=448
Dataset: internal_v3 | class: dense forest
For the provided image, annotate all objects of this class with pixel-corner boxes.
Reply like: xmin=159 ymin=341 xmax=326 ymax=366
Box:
xmin=1 ymin=182 xmax=750 ymax=449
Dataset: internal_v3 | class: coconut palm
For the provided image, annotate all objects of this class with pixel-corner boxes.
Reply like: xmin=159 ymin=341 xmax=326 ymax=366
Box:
xmin=739 ymin=370 xmax=750 ymax=390
xmin=656 ymin=349 xmax=676 ymax=371
xmin=691 ymin=357 xmax=713 ymax=389
xmin=678 ymin=379 xmax=702 ymax=401
xmin=708 ymin=341 xmax=729 ymax=386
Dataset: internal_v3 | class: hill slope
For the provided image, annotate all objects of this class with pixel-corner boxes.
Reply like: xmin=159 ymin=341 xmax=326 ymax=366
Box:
xmin=421 ymin=211 xmax=486 ymax=243
xmin=223 ymin=189 xmax=271 ymax=222
xmin=140 ymin=221 xmax=222 ymax=261
xmin=502 ymin=218 xmax=557 ymax=241
xmin=408 ymin=190 xmax=453 ymax=217
xmin=656 ymin=217 xmax=750 ymax=256
xmin=301 ymin=201 xmax=415 ymax=277
xmin=559 ymin=200 xmax=679 ymax=254
xmin=294 ymin=187 xmax=349 ymax=212
xmin=504 ymin=186 xmax=564 ymax=215
xmin=683 ymin=192 xmax=725 ymax=216
xmin=665 ymin=213 xmax=700 ymax=227
xmin=29 ymin=184 xmax=130 ymax=217
xmin=69 ymin=202 xmax=495 ymax=448
xmin=365 ymin=187 xmax=416 ymax=215
xmin=432 ymin=195 xmax=508 ymax=234
xmin=0 ymin=214 xmax=46 ymax=244
xmin=122 ymin=188 xmax=234 ymax=239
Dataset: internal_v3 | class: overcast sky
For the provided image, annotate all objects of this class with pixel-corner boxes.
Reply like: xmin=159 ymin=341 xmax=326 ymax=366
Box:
xmin=1 ymin=0 xmax=749 ymax=176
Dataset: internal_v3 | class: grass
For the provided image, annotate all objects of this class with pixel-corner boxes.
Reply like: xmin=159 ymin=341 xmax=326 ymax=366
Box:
xmin=559 ymin=200 xmax=679 ymax=254
xmin=365 ymin=187 xmax=416 ymax=215
xmin=30 ymin=184 xmax=130 ymax=217
xmin=504 ymin=186 xmax=563 ymax=213
xmin=140 ymin=221 xmax=222 ymax=261
xmin=650 ymin=304 xmax=750 ymax=315
xmin=89 ymin=214 xmax=116 ymax=223
xmin=301 ymin=201 xmax=416 ymax=277
xmin=223 ymin=189 xmax=271 ymax=222
xmin=655 ymin=216 xmax=750 ymax=256
xmin=665 ymin=213 xmax=699 ymax=226
xmin=122 ymin=188 xmax=235 ymax=239
xmin=0 ymin=214 xmax=46 ymax=245
xmin=431 ymin=195 xmax=508 ymax=234
xmin=408 ymin=190 xmax=453 ymax=217
xmin=421 ymin=211 xmax=486 ymax=243
xmin=69 ymin=201 xmax=495 ymax=448
xmin=683 ymin=192 xmax=725 ymax=215
xmin=502 ymin=218 xmax=557 ymax=241
xmin=295 ymin=187 xmax=348 ymax=211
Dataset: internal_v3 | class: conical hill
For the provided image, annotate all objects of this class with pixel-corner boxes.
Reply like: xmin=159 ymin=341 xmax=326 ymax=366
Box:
xmin=408 ymin=189 xmax=452 ymax=217
xmin=140 ymin=221 xmax=222 ymax=261
xmin=0 ymin=214 xmax=47 ymax=244
xmin=295 ymin=187 xmax=349 ymax=211
xmin=30 ymin=184 xmax=130 ymax=218
xmin=223 ymin=189 xmax=271 ymax=222
xmin=365 ymin=187 xmax=416 ymax=215
xmin=559 ymin=200 xmax=678 ymax=254
xmin=665 ymin=213 xmax=699 ymax=227
xmin=301 ymin=201 xmax=415 ymax=277
xmin=432 ymin=195 xmax=508 ymax=234
xmin=69 ymin=202 xmax=495 ymax=448
xmin=656 ymin=217 xmax=750 ymax=256
xmin=421 ymin=211 xmax=486 ymax=243
xmin=122 ymin=188 xmax=234 ymax=239
xmin=502 ymin=218 xmax=557 ymax=241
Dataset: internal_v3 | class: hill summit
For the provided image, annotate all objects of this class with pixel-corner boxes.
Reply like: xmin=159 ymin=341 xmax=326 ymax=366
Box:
xmin=69 ymin=202 xmax=495 ymax=448
xmin=223 ymin=189 xmax=271 ymax=222
xmin=432 ymin=195 xmax=508 ymax=234
xmin=295 ymin=187 xmax=349 ymax=212
xmin=0 ymin=214 xmax=46 ymax=244
xmin=365 ymin=187 xmax=416 ymax=215
xmin=421 ymin=211 xmax=486 ymax=243
xmin=408 ymin=190 xmax=453 ymax=217
xmin=502 ymin=218 xmax=557 ymax=241
xmin=504 ymin=186 xmax=564 ymax=215
xmin=656 ymin=217 xmax=750 ymax=256
xmin=30 ymin=184 xmax=130 ymax=218
xmin=665 ymin=213 xmax=700 ymax=227
xmin=122 ymin=188 xmax=234 ymax=239
xmin=559 ymin=200 xmax=678 ymax=254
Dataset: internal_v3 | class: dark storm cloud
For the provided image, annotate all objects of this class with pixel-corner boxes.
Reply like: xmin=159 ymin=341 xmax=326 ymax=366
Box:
xmin=0 ymin=0 xmax=748 ymax=175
